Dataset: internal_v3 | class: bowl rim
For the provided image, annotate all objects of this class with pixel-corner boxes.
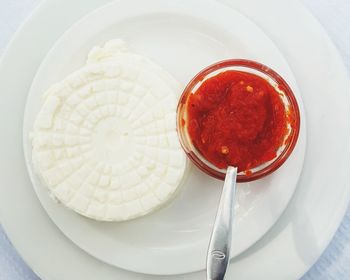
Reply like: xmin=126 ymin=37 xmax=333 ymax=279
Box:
xmin=176 ymin=59 xmax=301 ymax=182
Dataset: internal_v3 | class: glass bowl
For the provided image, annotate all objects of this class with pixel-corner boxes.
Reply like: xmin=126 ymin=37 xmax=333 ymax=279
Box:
xmin=176 ymin=59 xmax=300 ymax=182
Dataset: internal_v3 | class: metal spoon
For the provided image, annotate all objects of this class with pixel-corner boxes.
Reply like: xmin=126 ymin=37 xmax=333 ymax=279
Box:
xmin=206 ymin=166 xmax=238 ymax=280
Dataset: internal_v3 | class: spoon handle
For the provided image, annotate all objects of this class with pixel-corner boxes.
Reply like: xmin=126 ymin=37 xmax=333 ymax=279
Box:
xmin=207 ymin=166 xmax=237 ymax=280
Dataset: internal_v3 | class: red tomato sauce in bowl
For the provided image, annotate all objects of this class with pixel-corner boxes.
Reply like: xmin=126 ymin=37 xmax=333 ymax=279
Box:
xmin=177 ymin=60 xmax=300 ymax=182
xmin=187 ymin=70 xmax=288 ymax=172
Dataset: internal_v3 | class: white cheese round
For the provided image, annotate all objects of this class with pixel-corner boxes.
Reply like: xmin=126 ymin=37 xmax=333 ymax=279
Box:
xmin=31 ymin=40 xmax=187 ymax=221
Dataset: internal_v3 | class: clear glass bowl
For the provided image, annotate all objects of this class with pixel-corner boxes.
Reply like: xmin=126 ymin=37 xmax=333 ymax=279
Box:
xmin=176 ymin=59 xmax=300 ymax=182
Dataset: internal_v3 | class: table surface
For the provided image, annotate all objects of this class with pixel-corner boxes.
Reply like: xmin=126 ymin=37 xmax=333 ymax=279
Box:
xmin=0 ymin=0 xmax=349 ymax=279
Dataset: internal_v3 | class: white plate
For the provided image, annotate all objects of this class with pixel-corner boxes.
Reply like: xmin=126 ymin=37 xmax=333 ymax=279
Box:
xmin=0 ymin=0 xmax=349 ymax=279
xmin=22 ymin=0 xmax=306 ymax=275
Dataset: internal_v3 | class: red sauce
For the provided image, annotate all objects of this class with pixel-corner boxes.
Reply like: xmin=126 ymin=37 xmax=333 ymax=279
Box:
xmin=187 ymin=70 xmax=289 ymax=173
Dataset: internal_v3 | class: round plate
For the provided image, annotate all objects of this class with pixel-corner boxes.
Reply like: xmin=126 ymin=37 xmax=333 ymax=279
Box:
xmin=0 ymin=0 xmax=349 ymax=279
xmin=22 ymin=0 xmax=305 ymax=275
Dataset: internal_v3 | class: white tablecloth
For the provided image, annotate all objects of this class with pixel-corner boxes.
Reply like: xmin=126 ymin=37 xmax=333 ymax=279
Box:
xmin=0 ymin=0 xmax=349 ymax=279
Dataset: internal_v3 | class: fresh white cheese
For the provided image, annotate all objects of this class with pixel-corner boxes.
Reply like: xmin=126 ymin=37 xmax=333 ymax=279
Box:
xmin=31 ymin=40 xmax=187 ymax=221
